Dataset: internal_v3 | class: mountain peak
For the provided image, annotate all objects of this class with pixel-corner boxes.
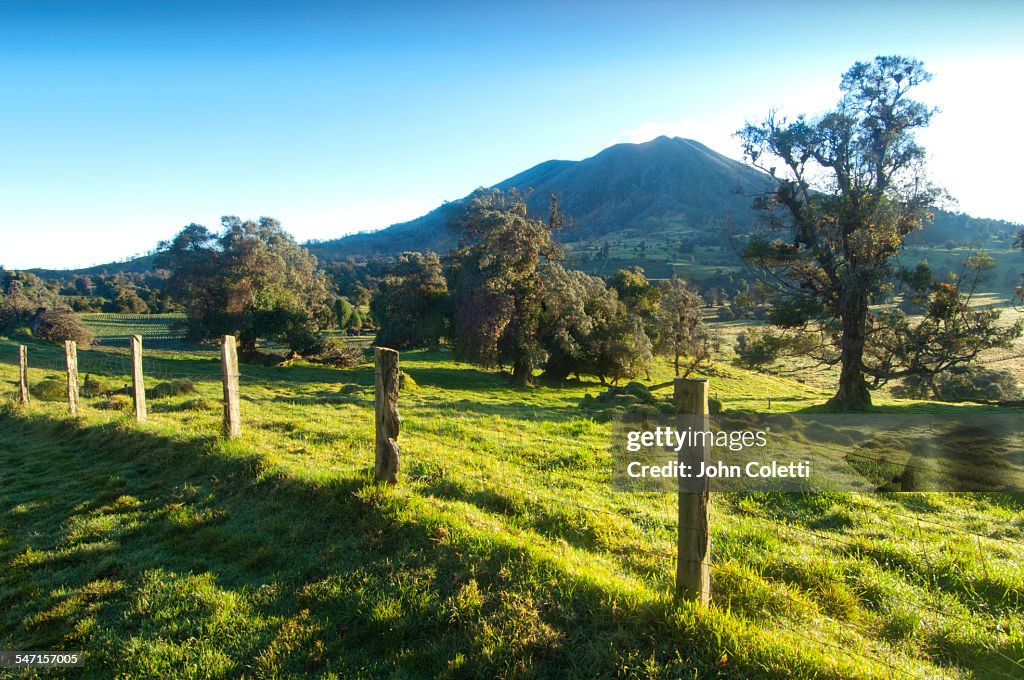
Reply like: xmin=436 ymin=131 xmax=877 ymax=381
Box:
xmin=313 ymin=138 xmax=770 ymax=258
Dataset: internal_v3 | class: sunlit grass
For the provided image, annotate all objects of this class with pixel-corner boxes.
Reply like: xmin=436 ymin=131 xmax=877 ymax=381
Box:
xmin=1 ymin=336 xmax=1022 ymax=678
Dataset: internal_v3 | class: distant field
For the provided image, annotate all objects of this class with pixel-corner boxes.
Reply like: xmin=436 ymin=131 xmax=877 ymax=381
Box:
xmin=82 ymin=313 xmax=188 ymax=349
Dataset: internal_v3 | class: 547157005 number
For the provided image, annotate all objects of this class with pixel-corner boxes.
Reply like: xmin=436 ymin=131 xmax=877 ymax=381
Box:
xmin=0 ymin=651 xmax=85 ymax=668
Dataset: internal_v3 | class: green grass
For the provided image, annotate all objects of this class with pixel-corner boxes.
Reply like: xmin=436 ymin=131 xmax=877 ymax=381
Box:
xmin=1 ymin=337 xmax=1023 ymax=678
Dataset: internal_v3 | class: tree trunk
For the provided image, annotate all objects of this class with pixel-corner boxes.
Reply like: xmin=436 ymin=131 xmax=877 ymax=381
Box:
xmin=674 ymin=353 xmax=680 ymax=377
xmin=827 ymin=293 xmax=872 ymax=410
xmin=512 ymin=357 xmax=533 ymax=386
xmin=239 ymin=333 xmax=257 ymax=359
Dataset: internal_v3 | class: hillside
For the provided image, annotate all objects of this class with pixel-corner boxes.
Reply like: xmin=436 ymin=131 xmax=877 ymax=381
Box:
xmin=309 ymin=136 xmax=1022 ymax=262
xmin=309 ymin=136 xmax=770 ymax=259
xmin=2 ymin=336 xmax=1022 ymax=677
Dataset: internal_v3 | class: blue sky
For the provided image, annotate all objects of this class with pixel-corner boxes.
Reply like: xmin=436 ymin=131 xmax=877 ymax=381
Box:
xmin=2 ymin=0 xmax=1023 ymax=269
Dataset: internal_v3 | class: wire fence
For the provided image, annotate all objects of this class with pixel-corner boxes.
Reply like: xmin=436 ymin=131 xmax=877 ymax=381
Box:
xmin=2 ymin=338 xmax=1023 ymax=677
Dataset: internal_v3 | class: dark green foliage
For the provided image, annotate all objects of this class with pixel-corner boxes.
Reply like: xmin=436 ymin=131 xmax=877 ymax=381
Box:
xmin=538 ymin=264 xmax=652 ymax=384
xmin=609 ymin=267 xmax=661 ymax=342
xmin=370 ymin=252 xmax=449 ymax=349
xmin=156 ymin=217 xmax=334 ymax=357
xmin=446 ymin=189 xmax=558 ymax=385
xmin=623 ymin=381 xmax=654 ymax=404
xmin=893 ymin=366 xmax=1023 ymax=402
xmin=334 ymin=297 xmax=354 ymax=328
xmin=734 ymin=327 xmax=819 ymax=370
xmin=716 ymin=305 xmax=736 ymax=321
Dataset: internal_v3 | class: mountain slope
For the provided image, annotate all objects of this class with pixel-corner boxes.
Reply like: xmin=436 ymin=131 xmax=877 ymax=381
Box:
xmin=311 ymin=136 xmax=770 ymax=259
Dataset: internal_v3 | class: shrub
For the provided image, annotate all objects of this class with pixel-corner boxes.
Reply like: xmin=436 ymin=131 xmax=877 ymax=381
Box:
xmin=30 ymin=378 xmax=66 ymax=401
xmin=893 ymin=366 xmax=1022 ymax=402
xmin=179 ymin=397 xmax=213 ymax=411
xmin=623 ymin=381 xmax=655 ymax=404
xmin=96 ymin=394 xmax=132 ymax=411
xmin=33 ymin=310 xmax=95 ymax=346
xmin=81 ymin=374 xmax=112 ymax=398
xmin=314 ymin=338 xmax=365 ymax=368
xmin=147 ymin=379 xmax=197 ymax=400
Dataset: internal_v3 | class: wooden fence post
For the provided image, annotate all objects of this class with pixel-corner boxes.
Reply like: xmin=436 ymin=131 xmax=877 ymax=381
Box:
xmin=374 ymin=347 xmax=401 ymax=483
xmin=221 ymin=335 xmax=241 ymax=439
xmin=65 ymin=340 xmax=79 ymax=415
xmin=19 ymin=345 xmax=30 ymax=406
xmin=130 ymin=334 xmax=147 ymax=423
xmin=674 ymin=377 xmax=711 ymax=606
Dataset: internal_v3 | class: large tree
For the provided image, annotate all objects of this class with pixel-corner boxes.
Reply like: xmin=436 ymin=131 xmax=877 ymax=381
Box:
xmin=537 ymin=263 xmax=652 ymax=384
xmin=370 ymin=251 xmax=449 ymax=349
xmin=156 ymin=217 xmax=334 ymax=357
xmin=446 ymin=189 xmax=560 ymax=385
xmin=738 ymin=56 xmax=1020 ymax=408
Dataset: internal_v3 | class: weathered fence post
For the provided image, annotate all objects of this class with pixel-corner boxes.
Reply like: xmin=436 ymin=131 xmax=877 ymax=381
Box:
xmin=18 ymin=345 xmax=30 ymax=406
xmin=220 ymin=335 xmax=241 ymax=439
xmin=374 ymin=347 xmax=400 ymax=483
xmin=130 ymin=334 xmax=147 ymax=423
xmin=674 ymin=377 xmax=711 ymax=605
xmin=65 ymin=340 xmax=79 ymax=415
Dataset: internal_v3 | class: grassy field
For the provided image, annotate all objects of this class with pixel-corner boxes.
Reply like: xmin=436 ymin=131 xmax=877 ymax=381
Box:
xmin=81 ymin=314 xmax=188 ymax=349
xmin=1 ymin=335 xmax=1023 ymax=678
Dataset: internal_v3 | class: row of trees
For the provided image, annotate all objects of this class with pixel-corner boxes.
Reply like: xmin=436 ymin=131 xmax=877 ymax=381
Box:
xmin=370 ymin=190 xmax=711 ymax=385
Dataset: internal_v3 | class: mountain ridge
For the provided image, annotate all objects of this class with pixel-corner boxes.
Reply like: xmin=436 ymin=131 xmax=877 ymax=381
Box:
xmin=309 ymin=136 xmax=771 ymax=259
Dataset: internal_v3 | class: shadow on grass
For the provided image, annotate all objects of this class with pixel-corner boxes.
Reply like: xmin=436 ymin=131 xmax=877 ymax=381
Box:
xmin=0 ymin=411 xmax=812 ymax=679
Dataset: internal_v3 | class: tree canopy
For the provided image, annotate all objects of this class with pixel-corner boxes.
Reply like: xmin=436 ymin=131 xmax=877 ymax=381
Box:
xmin=156 ymin=217 xmax=334 ymax=357
xmin=445 ymin=189 xmax=560 ymax=385
xmin=738 ymin=56 xmax=1021 ymax=408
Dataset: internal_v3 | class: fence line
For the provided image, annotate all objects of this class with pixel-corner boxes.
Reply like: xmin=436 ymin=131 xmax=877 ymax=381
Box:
xmin=3 ymin=339 xmax=1023 ymax=677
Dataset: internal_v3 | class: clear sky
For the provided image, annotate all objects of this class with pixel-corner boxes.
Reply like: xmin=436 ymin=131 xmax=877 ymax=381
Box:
xmin=2 ymin=0 xmax=1023 ymax=270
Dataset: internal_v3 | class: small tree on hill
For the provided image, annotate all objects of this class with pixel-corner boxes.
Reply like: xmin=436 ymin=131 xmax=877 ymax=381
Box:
xmin=654 ymin=277 xmax=712 ymax=377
